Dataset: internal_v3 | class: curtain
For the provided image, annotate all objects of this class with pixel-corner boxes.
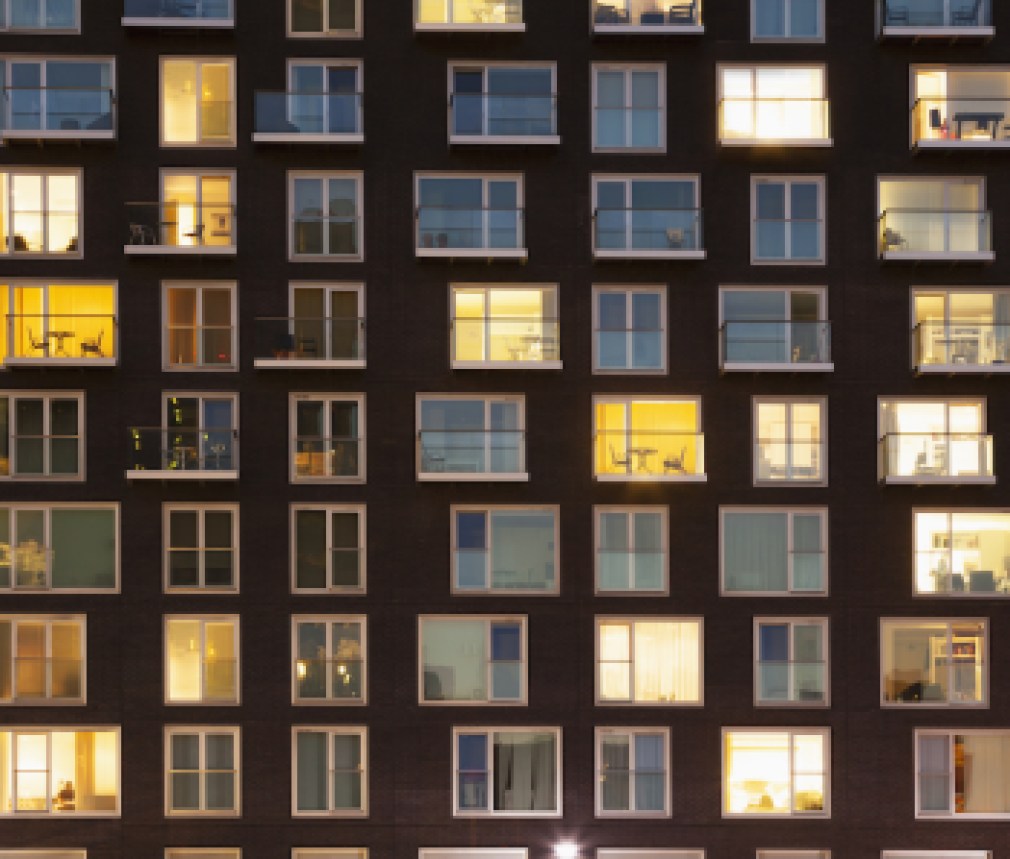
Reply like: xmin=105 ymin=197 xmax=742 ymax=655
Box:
xmin=634 ymin=733 xmax=665 ymax=810
xmin=723 ymin=511 xmax=788 ymax=591
xmin=633 ymin=621 xmax=699 ymax=703
xmin=963 ymin=735 xmax=1010 ymax=812
xmin=422 ymin=619 xmax=485 ymax=701
xmin=494 ymin=732 xmax=555 ymax=811
xmin=331 ymin=733 xmax=361 ymax=810
xmin=918 ymin=734 xmax=951 ymax=812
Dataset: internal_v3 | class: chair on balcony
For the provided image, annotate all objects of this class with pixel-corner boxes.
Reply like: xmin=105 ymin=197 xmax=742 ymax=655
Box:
xmin=27 ymin=329 xmax=49 ymax=357
xmin=129 ymin=223 xmax=156 ymax=245
xmin=883 ymin=228 xmax=907 ymax=252
xmin=80 ymin=330 xmax=104 ymax=358
xmin=952 ymin=0 xmax=983 ymax=25
xmin=594 ymin=4 xmax=629 ymax=23
xmin=668 ymin=1 xmax=695 ymax=23
xmin=663 ymin=446 xmax=687 ymax=474
xmin=609 ymin=445 xmax=630 ymax=471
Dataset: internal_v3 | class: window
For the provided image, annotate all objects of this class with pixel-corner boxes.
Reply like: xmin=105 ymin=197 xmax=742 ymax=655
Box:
xmin=723 ymin=728 xmax=829 ymax=817
xmin=257 ymin=283 xmax=365 ymax=367
xmin=452 ymin=507 xmax=557 ymax=593
xmin=0 ymin=59 xmax=114 ymax=138
xmin=593 ymin=176 xmax=703 ymax=258
xmin=754 ymin=618 xmax=828 ymax=706
xmin=416 ymin=0 xmax=524 ymax=29
xmin=289 ymin=0 xmax=360 ymax=35
xmin=453 ymin=728 xmax=559 ymax=816
xmin=595 ymin=507 xmax=667 ymax=594
xmin=719 ymin=66 xmax=830 ymax=144
xmin=450 ymin=284 xmax=560 ymax=368
xmin=721 ymin=507 xmax=827 ymax=595
xmin=164 ymin=727 xmax=239 ymax=816
xmin=596 ymin=618 xmax=702 ymax=705
xmin=0 ymin=169 xmax=80 ymax=256
xmin=449 ymin=64 xmax=558 ymax=143
xmin=591 ymin=0 xmax=703 ymax=30
xmin=882 ymin=619 xmax=986 ymax=706
xmin=166 ymin=852 xmax=240 ymax=859
xmin=164 ymin=505 xmax=237 ymax=592
xmin=165 ymin=616 xmax=239 ymax=704
xmin=878 ymin=177 xmax=991 ymax=260
xmin=290 ymin=172 xmax=361 ymax=260
xmin=595 ymin=728 xmax=669 ymax=816
xmin=0 ymin=0 xmax=79 ymax=30
xmin=127 ymin=393 xmax=238 ymax=477
xmin=164 ymin=282 xmax=236 ymax=370
xmin=0 ymin=728 xmax=119 ymax=815
xmin=293 ymin=616 xmax=366 ymax=704
xmin=878 ymin=398 xmax=992 ymax=483
xmin=0 ymin=615 xmax=84 ymax=704
xmin=293 ymin=727 xmax=366 ymax=816
xmin=415 ymin=174 xmax=525 ymax=258
xmin=593 ymin=396 xmax=705 ymax=481
xmin=0 ymin=852 xmax=87 ymax=859
xmin=419 ymin=616 xmax=525 ymax=704
xmin=292 ymin=505 xmax=365 ymax=593
xmin=882 ymin=1 xmax=992 ymax=33
xmin=754 ymin=398 xmax=826 ymax=484
xmin=592 ymin=65 xmax=664 ymax=151
xmin=913 ymin=66 xmax=1010 ymax=148
xmin=917 ymin=730 xmax=1010 ymax=817
xmin=291 ymin=394 xmax=364 ymax=482
xmin=593 ymin=286 xmax=666 ymax=373
xmin=913 ymin=288 xmax=1010 ymax=372
xmin=126 ymin=171 xmax=235 ymax=252
xmin=0 ymin=281 xmax=116 ymax=366
xmin=751 ymin=0 xmax=823 ymax=40
xmin=161 ymin=57 xmax=235 ymax=146
xmin=254 ymin=61 xmax=363 ymax=141
xmin=123 ymin=0 xmax=234 ymax=25
xmin=0 ymin=392 xmax=82 ymax=479
xmin=915 ymin=510 xmax=1010 ymax=595
xmin=720 ymin=287 xmax=831 ymax=369
xmin=417 ymin=395 xmax=526 ymax=480
xmin=751 ymin=177 xmax=824 ymax=264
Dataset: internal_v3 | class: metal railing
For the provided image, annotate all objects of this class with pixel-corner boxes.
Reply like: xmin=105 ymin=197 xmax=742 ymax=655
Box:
xmin=883 ymin=0 xmax=991 ymax=27
xmin=6 ymin=657 xmax=83 ymax=700
xmin=756 ymin=661 xmax=827 ymax=702
xmin=450 ymin=92 xmax=557 ymax=137
xmin=594 ymin=430 xmax=705 ymax=477
xmin=254 ymin=92 xmax=362 ymax=136
xmin=292 ymin=215 xmax=359 ymax=256
xmin=123 ymin=0 xmax=233 ymax=20
xmin=295 ymin=657 xmax=364 ymax=699
xmin=879 ymin=432 xmax=993 ymax=479
xmin=593 ymin=207 xmax=703 ymax=252
xmin=593 ymin=0 xmax=701 ymax=25
xmin=879 ymin=209 xmax=991 ymax=255
xmin=718 ymin=97 xmax=831 ymax=142
xmin=128 ymin=427 xmax=238 ymax=472
xmin=5 ymin=314 xmax=115 ymax=360
xmin=451 ymin=316 xmax=559 ymax=363
xmin=416 ymin=206 xmax=524 ymax=252
xmin=913 ymin=97 xmax=1010 ymax=143
xmin=913 ymin=320 xmax=1010 ymax=368
xmin=417 ymin=0 xmax=522 ymax=25
xmin=293 ymin=437 xmax=361 ymax=478
xmin=720 ymin=320 xmax=832 ymax=365
xmin=256 ymin=317 xmax=365 ymax=362
xmin=2 ymin=87 xmax=114 ymax=133
xmin=418 ymin=429 xmax=526 ymax=475
xmin=125 ymin=202 xmax=235 ymax=248
xmin=453 ymin=549 xmax=554 ymax=589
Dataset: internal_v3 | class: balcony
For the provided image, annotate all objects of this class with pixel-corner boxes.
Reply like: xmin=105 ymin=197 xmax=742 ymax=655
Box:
xmin=879 ymin=209 xmax=993 ymax=261
xmin=1 ymin=88 xmax=115 ymax=142
xmin=914 ymin=321 xmax=1010 ymax=372
xmin=913 ymin=97 xmax=1010 ymax=148
xmin=122 ymin=0 xmax=234 ymax=26
xmin=292 ymin=437 xmax=362 ymax=480
xmin=880 ymin=0 xmax=992 ymax=38
xmin=718 ymin=98 xmax=832 ymax=146
xmin=415 ymin=0 xmax=524 ymax=31
xmin=125 ymin=427 xmax=238 ymax=480
xmin=124 ymin=203 xmax=236 ymax=256
xmin=592 ymin=0 xmax=703 ymax=32
xmin=594 ymin=430 xmax=706 ymax=482
xmin=879 ymin=433 xmax=994 ymax=483
xmin=254 ymin=317 xmax=365 ymax=369
xmin=720 ymin=321 xmax=832 ymax=372
xmin=451 ymin=315 xmax=560 ymax=369
xmin=417 ymin=430 xmax=527 ymax=480
xmin=593 ymin=208 xmax=704 ymax=259
xmin=253 ymin=92 xmax=363 ymax=144
xmin=449 ymin=93 xmax=559 ymax=145
xmin=4 ymin=314 xmax=116 ymax=367
xmin=416 ymin=206 xmax=526 ymax=259
xmin=0 ymin=0 xmax=77 ymax=30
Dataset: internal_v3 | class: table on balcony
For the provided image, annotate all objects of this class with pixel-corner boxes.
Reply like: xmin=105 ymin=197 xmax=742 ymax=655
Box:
xmin=45 ymin=330 xmax=75 ymax=356
xmin=952 ymin=111 xmax=1004 ymax=139
xmin=628 ymin=446 xmax=658 ymax=472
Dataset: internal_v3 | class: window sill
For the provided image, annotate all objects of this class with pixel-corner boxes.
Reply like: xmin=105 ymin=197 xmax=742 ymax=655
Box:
xmin=881 ymin=250 xmax=994 ymax=263
xmin=121 ymin=15 xmax=234 ymax=26
xmin=452 ymin=360 xmax=562 ymax=370
xmin=592 ymin=23 xmax=704 ymax=35
xmin=450 ymin=134 xmax=560 ymax=146
xmin=721 ymin=361 xmax=833 ymax=373
xmin=124 ymin=245 xmax=236 ymax=257
xmin=414 ymin=22 xmax=526 ymax=32
xmin=2 ymin=130 xmax=115 ymax=142
xmin=595 ymin=473 xmax=707 ymax=483
xmin=916 ymin=361 xmax=1010 ymax=374
xmin=915 ymin=139 xmax=1010 ymax=150
xmin=882 ymin=474 xmax=996 ymax=486
xmin=4 ymin=357 xmax=117 ymax=368
xmin=880 ymin=25 xmax=993 ymax=39
xmin=720 ymin=137 xmax=833 ymax=147
xmin=125 ymin=469 xmax=239 ymax=481
xmin=416 ymin=248 xmax=527 ymax=260
xmin=252 ymin=132 xmax=363 ymax=144
xmin=593 ymin=249 xmax=705 ymax=260
xmin=255 ymin=358 xmax=366 ymax=369
xmin=418 ymin=472 xmax=529 ymax=482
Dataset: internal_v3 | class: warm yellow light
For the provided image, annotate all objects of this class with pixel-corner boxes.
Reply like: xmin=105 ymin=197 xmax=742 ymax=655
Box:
xmin=296 ymin=660 xmax=307 ymax=679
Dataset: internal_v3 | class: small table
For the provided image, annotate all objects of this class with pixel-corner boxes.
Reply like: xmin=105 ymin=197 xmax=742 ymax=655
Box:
xmin=628 ymin=446 xmax=658 ymax=472
xmin=952 ymin=111 xmax=1004 ymax=140
xmin=45 ymin=330 xmax=75 ymax=356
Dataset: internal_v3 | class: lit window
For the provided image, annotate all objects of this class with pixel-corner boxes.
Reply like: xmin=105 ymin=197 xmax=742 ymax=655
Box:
xmin=160 ymin=57 xmax=235 ymax=146
xmin=126 ymin=172 xmax=235 ymax=252
xmin=291 ymin=394 xmax=364 ymax=482
xmin=452 ymin=506 xmax=558 ymax=594
xmin=292 ymin=505 xmax=365 ymax=593
xmin=164 ymin=505 xmax=237 ymax=592
xmin=754 ymin=618 xmax=828 ymax=705
xmin=417 ymin=395 xmax=526 ymax=480
xmin=0 ymin=728 xmax=120 ymax=815
xmin=293 ymin=727 xmax=366 ymax=816
xmin=878 ymin=177 xmax=991 ymax=260
xmin=127 ymin=393 xmax=238 ymax=477
xmin=164 ymin=616 xmax=239 ymax=704
xmin=293 ymin=616 xmax=366 ymax=704
xmin=593 ymin=396 xmax=705 ymax=481
xmin=595 ymin=506 xmax=667 ymax=594
xmin=593 ymin=286 xmax=666 ymax=373
xmin=721 ymin=507 xmax=827 ymax=595
xmin=913 ymin=66 xmax=1009 ymax=148
xmin=751 ymin=0 xmax=823 ymax=40
xmin=0 ymin=0 xmax=79 ymax=30
xmin=917 ymin=730 xmax=1010 ymax=817
xmin=0 ymin=392 xmax=82 ymax=479
xmin=595 ymin=727 xmax=669 ymax=816
xmin=720 ymin=287 xmax=830 ymax=369
xmin=419 ymin=616 xmax=525 ymax=704
xmin=289 ymin=172 xmax=362 ymax=260
xmin=596 ymin=618 xmax=702 ymax=704
xmin=913 ymin=510 xmax=1010 ymax=595
xmin=453 ymin=728 xmax=560 ymax=816
xmin=912 ymin=288 xmax=1010 ymax=372
xmin=0 ymin=169 xmax=80 ymax=255
xmin=751 ymin=177 xmax=824 ymax=263
xmin=164 ymin=726 xmax=240 ymax=816
xmin=592 ymin=65 xmax=665 ymax=151
xmin=449 ymin=63 xmax=558 ymax=144
xmin=450 ymin=284 xmax=560 ymax=368
xmin=719 ymin=65 xmax=830 ymax=145
xmin=723 ymin=728 xmax=829 ymax=817
xmin=0 ymin=615 xmax=84 ymax=704
xmin=164 ymin=282 xmax=236 ymax=370
xmin=416 ymin=0 xmax=524 ymax=29
xmin=593 ymin=176 xmax=703 ymax=258
xmin=0 ymin=59 xmax=113 ymax=139
xmin=882 ymin=619 xmax=986 ymax=706
xmin=255 ymin=61 xmax=362 ymax=141
xmin=591 ymin=0 xmax=703 ymax=30
xmin=289 ymin=0 xmax=360 ymax=35
xmin=415 ymin=174 xmax=525 ymax=258
xmin=754 ymin=398 xmax=826 ymax=484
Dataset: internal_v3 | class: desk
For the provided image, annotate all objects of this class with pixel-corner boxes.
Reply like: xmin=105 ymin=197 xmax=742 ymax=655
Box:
xmin=628 ymin=446 xmax=658 ymax=472
xmin=44 ymin=330 xmax=75 ymax=356
xmin=953 ymin=111 xmax=1004 ymax=140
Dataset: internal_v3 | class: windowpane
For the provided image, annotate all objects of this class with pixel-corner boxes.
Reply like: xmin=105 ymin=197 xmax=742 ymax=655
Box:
xmin=296 ymin=731 xmax=327 ymax=811
xmin=493 ymin=732 xmax=556 ymax=811
xmin=51 ymin=509 xmax=116 ymax=589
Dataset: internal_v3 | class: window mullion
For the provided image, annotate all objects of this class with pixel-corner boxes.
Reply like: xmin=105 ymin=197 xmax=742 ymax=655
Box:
xmin=786 ymin=512 xmax=795 ymax=592
xmin=325 ymin=620 xmax=334 ymax=700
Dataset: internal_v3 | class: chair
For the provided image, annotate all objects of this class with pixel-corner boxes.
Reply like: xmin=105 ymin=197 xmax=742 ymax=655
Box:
xmin=594 ymin=4 xmax=629 ymax=24
xmin=883 ymin=228 xmax=906 ymax=252
xmin=129 ymin=223 xmax=156 ymax=245
xmin=27 ymin=328 xmax=49 ymax=356
xmin=668 ymin=1 xmax=694 ymax=23
xmin=609 ymin=444 xmax=630 ymax=471
xmin=969 ymin=570 xmax=995 ymax=592
xmin=80 ymin=330 xmax=104 ymax=358
xmin=952 ymin=0 xmax=982 ymax=26
xmin=640 ymin=10 xmax=664 ymax=24
xmin=929 ymin=108 xmax=942 ymax=130
xmin=664 ymin=446 xmax=687 ymax=473
xmin=666 ymin=228 xmax=684 ymax=248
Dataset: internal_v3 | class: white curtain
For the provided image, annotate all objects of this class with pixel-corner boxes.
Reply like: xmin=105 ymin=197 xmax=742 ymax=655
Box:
xmin=494 ymin=732 xmax=555 ymax=811
xmin=963 ymin=735 xmax=1010 ymax=812
xmin=633 ymin=621 xmax=699 ymax=702
xmin=918 ymin=734 xmax=951 ymax=812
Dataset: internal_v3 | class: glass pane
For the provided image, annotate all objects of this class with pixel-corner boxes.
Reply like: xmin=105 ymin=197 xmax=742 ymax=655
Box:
xmin=421 ymin=619 xmax=485 ymax=701
xmin=296 ymin=732 xmax=327 ymax=811
xmin=295 ymin=510 xmax=327 ymax=589
xmin=51 ymin=509 xmax=116 ymax=589
xmin=723 ymin=512 xmax=788 ymax=592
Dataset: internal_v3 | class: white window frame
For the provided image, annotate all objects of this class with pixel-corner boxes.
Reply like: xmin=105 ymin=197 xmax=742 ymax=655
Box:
xmin=451 ymin=726 xmax=561 ymax=817
xmin=915 ymin=729 xmax=1010 ymax=819
xmin=418 ymin=615 xmax=528 ymax=705
xmin=910 ymin=286 xmax=1010 ymax=374
xmin=162 ymin=281 xmax=237 ymax=371
xmin=278 ymin=59 xmax=363 ymax=142
xmin=717 ymin=64 xmax=831 ymax=146
xmin=163 ymin=615 xmax=240 ymax=705
xmin=134 ymin=169 xmax=236 ymax=255
xmin=756 ymin=853 xmax=830 ymax=859
xmin=592 ymin=285 xmax=667 ymax=374
xmin=289 ymin=392 xmax=365 ymax=484
xmin=290 ymin=504 xmax=366 ymax=594
xmin=750 ymin=176 xmax=826 ymax=265
xmin=594 ymin=726 xmax=671 ymax=817
xmin=882 ymin=853 xmax=989 ymax=859
xmin=279 ymin=281 xmax=365 ymax=366
xmin=0 ymin=390 xmax=84 ymax=481
xmin=911 ymin=508 xmax=1010 ymax=597
xmin=0 ymin=0 xmax=81 ymax=32
xmin=163 ymin=725 xmax=241 ymax=817
xmin=291 ymin=615 xmax=367 ymax=705
xmin=753 ymin=616 xmax=829 ymax=707
xmin=597 ymin=853 xmax=704 ymax=859
xmin=447 ymin=62 xmax=559 ymax=145
xmin=287 ymin=0 xmax=362 ymax=37
xmin=291 ymin=726 xmax=368 ymax=817
xmin=420 ymin=852 xmax=523 ymax=859
xmin=163 ymin=503 xmax=238 ymax=593
xmin=0 ymin=614 xmax=86 ymax=705
xmin=0 ymin=167 xmax=82 ymax=258
xmin=159 ymin=56 xmax=236 ymax=147
xmin=293 ymin=852 xmax=368 ymax=859
xmin=166 ymin=851 xmax=241 ymax=859
xmin=288 ymin=171 xmax=363 ymax=261
xmin=594 ymin=505 xmax=669 ymax=595
xmin=753 ymin=396 xmax=827 ymax=485
xmin=0 ymin=852 xmax=89 ymax=859
xmin=591 ymin=64 xmax=666 ymax=153
xmin=750 ymin=0 xmax=825 ymax=42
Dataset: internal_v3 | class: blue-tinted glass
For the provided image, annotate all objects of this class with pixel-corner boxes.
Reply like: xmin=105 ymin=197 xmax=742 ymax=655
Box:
xmin=755 ymin=0 xmax=786 ymax=36
xmin=759 ymin=624 xmax=790 ymax=661
xmin=791 ymin=221 xmax=820 ymax=258
xmin=790 ymin=0 xmax=820 ymax=36
xmin=597 ymin=181 xmax=626 ymax=210
xmin=456 ymin=512 xmax=486 ymax=549
xmin=791 ymin=183 xmax=819 ymax=219
xmin=491 ymin=623 xmax=521 ymax=661
xmin=756 ymin=183 xmax=786 ymax=219
xmin=421 ymin=400 xmax=484 ymax=430
xmin=635 ymin=734 xmax=664 ymax=770
xmin=420 ymin=178 xmax=482 ymax=208
xmin=757 ymin=222 xmax=786 ymax=258
xmin=457 ymin=734 xmax=487 ymax=770
xmin=295 ymin=179 xmax=322 ymax=217
xmin=599 ymin=293 xmax=628 ymax=330
xmin=453 ymin=70 xmax=484 ymax=135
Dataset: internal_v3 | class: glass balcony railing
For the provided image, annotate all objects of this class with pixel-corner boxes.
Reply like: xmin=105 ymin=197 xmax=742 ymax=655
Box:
xmin=718 ymin=98 xmax=831 ymax=144
xmin=418 ymin=429 xmax=526 ymax=476
xmin=596 ymin=550 xmax=666 ymax=590
xmin=914 ymin=321 xmax=1010 ymax=369
xmin=593 ymin=0 xmax=702 ymax=27
xmin=594 ymin=430 xmax=705 ymax=479
xmin=879 ymin=210 xmax=992 ymax=257
xmin=255 ymin=317 xmax=365 ymax=364
xmin=720 ymin=321 xmax=832 ymax=367
xmin=253 ymin=92 xmax=362 ymax=139
xmin=125 ymin=202 xmax=236 ymax=251
xmin=451 ymin=315 xmax=560 ymax=364
xmin=293 ymin=437 xmax=361 ymax=479
xmin=7 ymin=657 xmax=83 ymax=701
xmin=882 ymin=0 xmax=991 ymax=29
xmin=593 ymin=208 xmax=703 ymax=255
xmin=292 ymin=215 xmax=360 ymax=257
xmin=5 ymin=314 xmax=115 ymax=363
xmin=594 ymin=327 xmax=664 ymax=371
xmin=880 ymin=432 xmax=994 ymax=481
xmin=416 ymin=207 xmax=525 ymax=255
xmin=2 ymin=88 xmax=114 ymax=136
xmin=295 ymin=657 xmax=364 ymax=700
xmin=127 ymin=427 xmax=238 ymax=474
xmin=0 ymin=0 xmax=77 ymax=29
xmin=450 ymin=93 xmax=558 ymax=140
xmin=753 ymin=218 xmax=823 ymax=261
xmin=122 ymin=0 xmax=234 ymax=24
xmin=913 ymin=98 xmax=1010 ymax=145
xmin=416 ymin=0 xmax=523 ymax=27
xmin=757 ymin=661 xmax=827 ymax=703
xmin=917 ymin=547 xmax=1010 ymax=593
